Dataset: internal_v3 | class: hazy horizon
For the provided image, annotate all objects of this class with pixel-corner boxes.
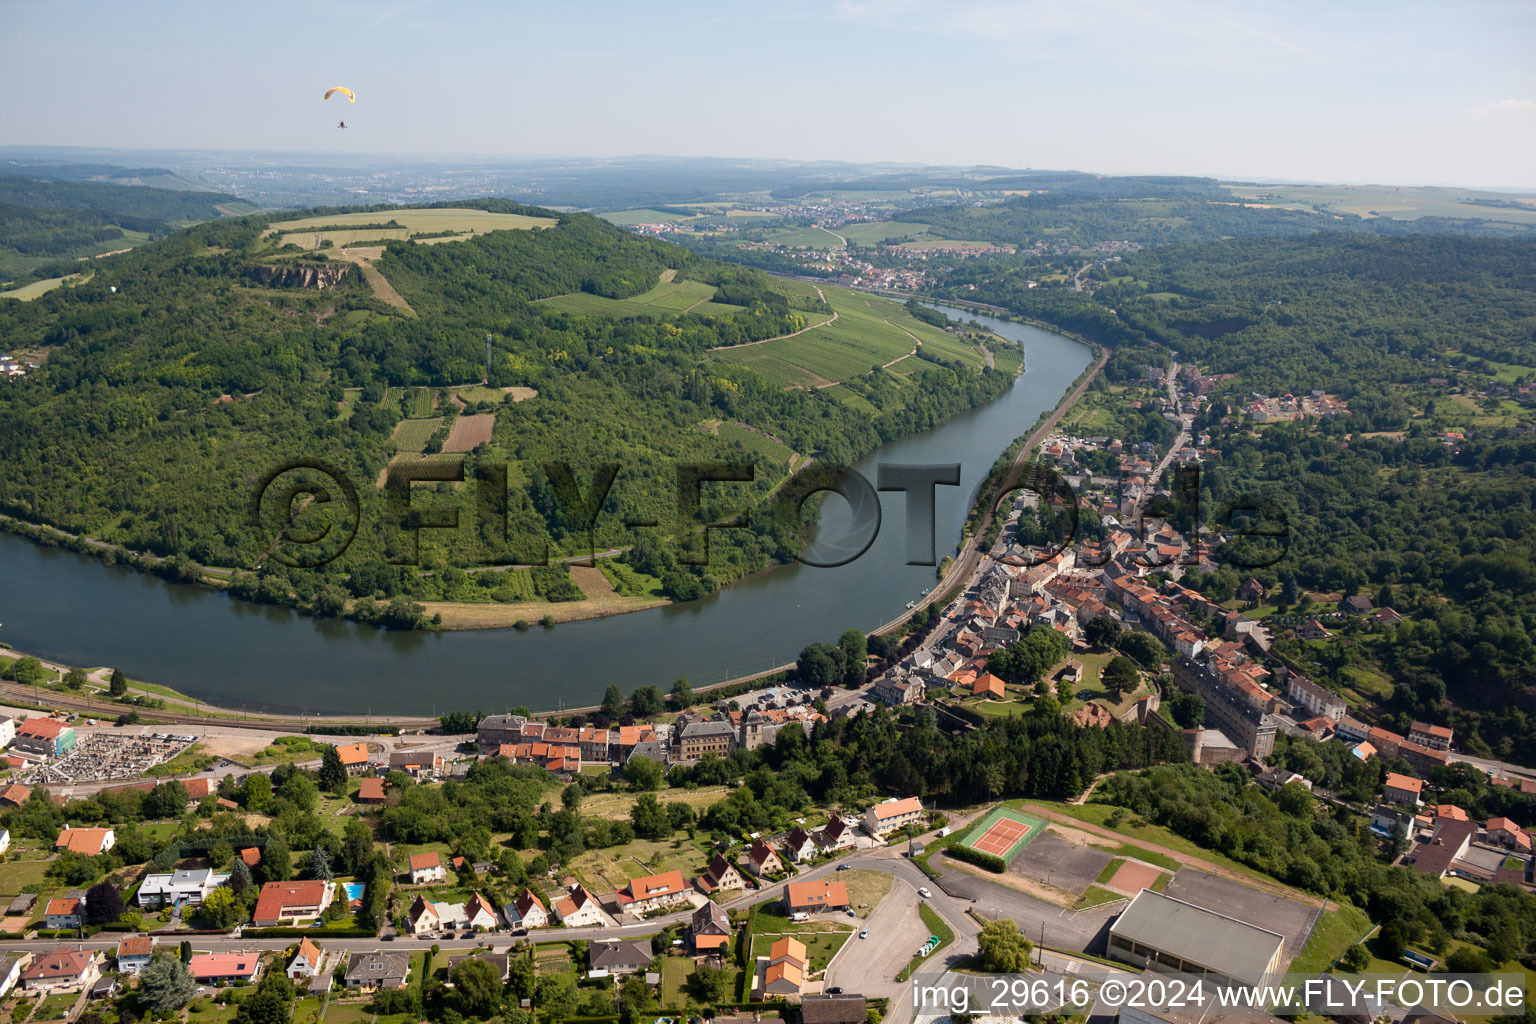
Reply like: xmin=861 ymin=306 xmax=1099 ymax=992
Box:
xmin=3 ymin=0 xmax=1533 ymax=189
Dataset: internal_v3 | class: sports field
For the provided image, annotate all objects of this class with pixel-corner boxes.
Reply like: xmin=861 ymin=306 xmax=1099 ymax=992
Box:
xmin=960 ymin=806 xmax=1045 ymax=864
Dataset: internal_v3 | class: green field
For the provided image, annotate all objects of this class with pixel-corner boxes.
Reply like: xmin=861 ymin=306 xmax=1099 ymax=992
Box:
xmin=710 ymin=286 xmax=985 ymax=387
xmin=760 ymin=225 xmax=845 ymax=248
xmin=389 ymin=417 xmax=443 ymax=452
xmin=1220 ymin=183 xmax=1536 ymax=225
xmin=265 ymin=207 xmax=557 ymax=249
xmin=697 ymin=419 xmax=796 ymax=464
xmin=537 ymin=276 xmax=724 ymax=317
xmin=0 ymin=272 xmax=89 ymax=301
xmin=839 ymin=220 xmax=947 ymax=244
xmin=601 ymin=208 xmax=702 ymax=225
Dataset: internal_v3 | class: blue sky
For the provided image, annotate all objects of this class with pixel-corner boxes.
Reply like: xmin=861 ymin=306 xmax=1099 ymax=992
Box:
xmin=3 ymin=0 xmax=1533 ymax=186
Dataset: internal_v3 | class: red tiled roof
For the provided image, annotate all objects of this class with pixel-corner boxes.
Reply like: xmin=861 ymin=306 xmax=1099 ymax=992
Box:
xmin=409 ymin=852 xmax=442 ymax=872
xmin=335 ymin=742 xmax=370 ymax=766
xmin=253 ymin=880 xmax=329 ymax=924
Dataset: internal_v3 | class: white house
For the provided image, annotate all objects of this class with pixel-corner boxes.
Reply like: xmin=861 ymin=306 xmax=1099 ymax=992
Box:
xmin=0 ymin=829 xmax=9 ymax=856
xmin=287 ymin=939 xmax=322 ymax=981
xmin=0 ymin=718 xmax=15 ymax=750
xmin=407 ymin=896 xmax=441 ymax=935
xmin=44 ymin=898 xmax=84 ymax=930
xmin=115 ymin=938 xmax=154 ymax=976
xmin=462 ymin=892 xmax=500 ymax=932
xmin=136 ymin=868 xmax=230 ymax=908
xmin=505 ymin=890 xmax=548 ymax=931
xmin=552 ymin=884 xmax=611 ymax=927
xmin=781 ymin=828 xmax=818 ymax=863
xmin=408 ymin=852 xmax=446 ymax=884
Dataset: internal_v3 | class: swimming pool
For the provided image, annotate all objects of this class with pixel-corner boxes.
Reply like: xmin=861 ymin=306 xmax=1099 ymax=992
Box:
xmin=343 ymin=883 xmax=364 ymax=901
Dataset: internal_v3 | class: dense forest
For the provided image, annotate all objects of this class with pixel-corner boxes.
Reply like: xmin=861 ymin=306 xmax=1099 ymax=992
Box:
xmin=0 ymin=201 xmax=1016 ymax=625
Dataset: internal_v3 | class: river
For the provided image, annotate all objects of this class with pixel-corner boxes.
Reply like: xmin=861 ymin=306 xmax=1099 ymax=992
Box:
xmin=0 ymin=306 xmax=1090 ymax=714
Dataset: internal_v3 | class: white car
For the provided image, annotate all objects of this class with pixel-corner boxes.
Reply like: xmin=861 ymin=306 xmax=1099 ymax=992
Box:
xmin=917 ymin=887 xmax=932 ymax=898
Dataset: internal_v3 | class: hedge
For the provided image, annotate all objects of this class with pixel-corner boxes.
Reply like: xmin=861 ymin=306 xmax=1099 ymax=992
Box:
xmin=945 ymin=842 xmax=1007 ymax=873
xmin=244 ymin=926 xmax=377 ymax=938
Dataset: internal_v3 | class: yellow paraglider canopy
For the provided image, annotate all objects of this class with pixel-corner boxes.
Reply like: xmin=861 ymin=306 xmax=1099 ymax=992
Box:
xmin=324 ymin=86 xmax=355 ymax=103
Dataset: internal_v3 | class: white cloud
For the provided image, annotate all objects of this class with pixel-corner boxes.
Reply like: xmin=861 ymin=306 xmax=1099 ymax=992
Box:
xmin=1478 ymin=98 xmax=1536 ymax=113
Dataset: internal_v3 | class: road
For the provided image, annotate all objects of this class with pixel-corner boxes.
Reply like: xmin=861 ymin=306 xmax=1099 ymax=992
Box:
xmin=1449 ymin=750 xmax=1536 ymax=782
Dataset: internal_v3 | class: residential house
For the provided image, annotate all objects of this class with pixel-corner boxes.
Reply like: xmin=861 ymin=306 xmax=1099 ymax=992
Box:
xmin=689 ymin=902 xmax=732 ymax=955
xmin=745 ymin=839 xmax=786 ymax=878
xmin=407 ymin=895 xmax=441 ymax=935
xmin=344 ymin=951 xmax=411 ymax=990
xmin=1236 ymin=578 xmax=1266 ymax=605
xmin=816 ymin=816 xmax=857 ymax=852
xmin=115 ymin=937 xmax=154 ymax=976
xmin=1284 ymin=674 xmax=1346 ymax=722
xmin=137 ymin=868 xmax=230 ymax=908
xmin=357 ymin=777 xmax=387 ymax=803
xmin=800 ymin=994 xmax=869 ymax=1024
xmin=1341 ymin=595 xmax=1373 ymax=615
xmin=335 ymin=743 xmax=371 ymax=775
xmin=463 ymin=892 xmax=500 ymax=931
xmin=475 ymin=713 xmax=527 ymax=752
xmin=12 ymin=718 xmax=76 ymax=759
xmin=782 ymin=827 xmax=819 ymax=864
xmin=408 ymin=851 xmax=447 ymax=884
xmin=0 ymin=784 xmax=31 ymax=808
xmin=238 ymin=847 xmax=261 ymax=869
xmin=20 ymin=947 xmax=99 ymax=994
xmin=505 ymin=890 xmax=548 ymax=931
xmin=55 ymin=826 xmax=114 ymax=856
xmin=252 ymin=880 xmax=333 ymax=927
xmin=551 ymin=884 xmax=610 ymax=927
xmin=695 ymin=853 xmax=746 ymax=894
xmin=0 ymin=952 xmax=31 ymax=1000
xmin=871 ymin=673 xmax=924 ymax=707
xmin=784 ymin=878 xmax=849 ymax=915
xmin=188 ymin=953 xmax=263 ymax=986
xmin=862 ymin=796 xmax=923 ymax=836
xmin=1383 ymin=773 xmax=1424 ymax=807
xmin=1486 ymin=818 xmax=1531 ymax=852
xmin=1435 ymin=805 xmax=1470 ymax=822
xmin=1296 ymin=620 xmax=1331 ymax=640
xmin=589 ymin=939 xmax=654 ymax=975
xmin=1408 ymin=721 xmax=1453 ymax=752
xmin=287 ymin=938 xmax=322 ymax=980
xmin=44 ymin=898 xmax=84 ymax=930
xmin=760 ymin=936 xmax=807 ymax=996
xmin=615 ymin=869 xmax=690 ymax=914
xmin=1405 ymin=819 xmax=1475 ymax=878
xmin=388 ymin=751 xmax=444 ymax=777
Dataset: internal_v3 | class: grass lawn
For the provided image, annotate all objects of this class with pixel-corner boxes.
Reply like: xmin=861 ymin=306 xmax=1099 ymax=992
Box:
xmin=291 ymin=997 xmax=325 ymax=1024
xmin=1289 ymin=903 xmax=1372 ymax=974
xmin=0 ymin=857 xmax=51 ymax=893
xmin=31 ymin=992 xmax=83 ymax=1020
xmin=1074 ymin=884 xmax=1123 ymax=909
xmin=1095 ymin=858 xmax=1125 ymax=884
xmin=322 ymin=1001 xmax=376 ymax=1023
xmin=579 ymin=786 xmax=731 ymax=821
xmin=187 ymin=996 xmax=242 ymax=1023
xmin=661 ymin=954 xmax=695 ymax=1005
xmin=841 ymin=869 xmax=893 ymax=917
xmin=566 ymin=834 xmax=704 ymax=893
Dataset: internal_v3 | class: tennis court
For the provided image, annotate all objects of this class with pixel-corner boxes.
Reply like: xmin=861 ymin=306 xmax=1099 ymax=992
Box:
xmin=960 ymin=806 xmax=1045 ymax=864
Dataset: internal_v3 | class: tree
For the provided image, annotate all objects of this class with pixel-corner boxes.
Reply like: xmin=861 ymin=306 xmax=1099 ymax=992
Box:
xmin=630 ymin=685 xmax=663 ymax=718
xmin=84 ymin=880 xmax=124 ymax=925
xmin=669 ymin=677 xmax=693 ymax=710
xmin=1167 ymin=691 xmax=1205 ymax=728
xmin=1340 ymin=944 xmax=1371 ymax=972
xmin=232 ymin=972 xmax=294 ymax=1024
xmin=839 ymin=629 xmax=868 ymax=687
xmin=228 ymin=858 xmax=254 ymax=894
xmin=687 ymin=963 xmax=731 ymax=1002
xmin=1101 ymin=656 xmax=1140 ymax=698
xmin=561 ymin=783 xmax=583 ymax=813
xmin=143 ymin=780 xmax=189 ymax=819
xmin=602 ymin=684 xmax=627 ymax=720
xmin=277 ymin=773 xmax=318 ymax=812
xmin=452 ymin=958 xmax=503 ymax=1018
xmin=180 ymin=940 xmax=193 ymax=963
xmin=259 ymin=838 xmax=292 ymax=884
xmin=1386 ymin=819 xmax=1410 ymax=861
xmin=109 ymin=667 xmax=128 ymax=697
xmin=796 ymin=642 xmax=844 ymax=689
xmin=625 ymin=756 xmax=663 ymax=792
xmin=630 ymin=793 xmax=671 ymax=840
xmin=977 ymin=918 xmax=1033 ymax=972
xmin=319 ymin=746 xmax=348 ymax=794
xmin=139 ymin=951 xmax=196 ymax=1013
xmin=64 ymin=667 xmax=87 ymax=690
xmin=199 ymin=885 xmax=245 ymax=929
xmin=508 ymin=948 xmax=538 ymax=1002
xmin=1083 ymin=615 xmax=1122 ymax=648
xmin=243 ymin=772 xmax=273 ymax=813
xmin=1116 ymin=630 xmax=1168 ymax=669
xmin=309 ymin=847 xmax=333 ymax=883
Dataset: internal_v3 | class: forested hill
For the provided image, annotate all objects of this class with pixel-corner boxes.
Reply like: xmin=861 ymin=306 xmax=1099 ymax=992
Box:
xmin=0 ymin=175 xmax=249 ymax=277
xmin=0 ymin=200 xmax=1015 ymax=627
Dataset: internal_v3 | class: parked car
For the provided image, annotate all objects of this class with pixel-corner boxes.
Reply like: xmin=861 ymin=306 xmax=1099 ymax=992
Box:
xmin=836 ymin=863 xmax=851 ymax=871
xmin=846 ymin=908 xmax=856 ymax=917
xmin=918 ymin=887 xmax=932 ymax=898
xmin=829 ymin=987 xmax=843 ymax=995
xmin=859 ymin=930 xmax=869 ymax=939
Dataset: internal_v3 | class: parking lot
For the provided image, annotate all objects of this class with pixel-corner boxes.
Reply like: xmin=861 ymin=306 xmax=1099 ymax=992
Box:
xmin=824 ymin=876 xmax=928 ymax=1001
xmin=1007 ymin=830 xmax=1113 ymax=896
xmin=1162 ymin=869 xmax=1321 ymax=953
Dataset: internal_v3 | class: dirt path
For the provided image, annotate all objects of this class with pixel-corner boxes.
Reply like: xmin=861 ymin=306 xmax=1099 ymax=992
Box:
xmin=817 ymin=226 xmax=848 ymax=247
xmin=335 ymin=247 xmax=415 ymax=315
xmin=707 ymin=284 xmax=837 ymax=351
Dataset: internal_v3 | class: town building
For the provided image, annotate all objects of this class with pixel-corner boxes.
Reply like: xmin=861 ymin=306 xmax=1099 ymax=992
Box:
xmin=1106 ymin=890 xmax=1286 ymax=987
xmin=475 ymin=714 xmax=527 ymax=752
xmin=1383 ymin=773 xmax=1424 ymax=807
xmin=407 ymin=895 xmax=441 ymax=935
xmin=12 ymin=719 xmax=76 ymax=759
xmin=447 ymin=951 xmax=510 ymax=982
xmin=760 ymin=935 xmax=807 ymax=996
xmin=817 ymin=816 xmax=857 ymax=852
xmin=551 ymin=884 xmax=610 ymax=927
xmin=673 ymin=721 xmax=736 ymax=762
xmin=0 ymin=952 xmax=30 ymax=1000
xmin=800 ymin=994 xmax=869 ymax=1024
xmin=335 ymin=743 xmax=370 ymax=775
xmin=746 ymin=839 xmax=786 ymax=877
xmin=357 ymin=777 xmax=387 ymax=803
xmin=388 ymin=751 xmax=444 ymax=777
xmin=1408 ymin=721 xmax=1453 ymax=752
xmin=1284 ymin=674 xmax=1346 ymax=722
xmin=695 ymin=852 xmax=746 ymax=894
xmin=782 ymin=827 xmax=819 ymax=863
xmin=862 ymin=796 xmax=923 ymax=836
xmin=1405 ymin=819 xmax=1475 ymax=878
xmin=1170 ymin=656 xmax=1276 ymax=759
